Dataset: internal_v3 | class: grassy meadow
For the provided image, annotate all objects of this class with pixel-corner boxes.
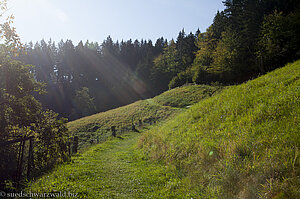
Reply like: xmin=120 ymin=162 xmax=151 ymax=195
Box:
xmin=25 ymin=60 xmax=299 ymax=198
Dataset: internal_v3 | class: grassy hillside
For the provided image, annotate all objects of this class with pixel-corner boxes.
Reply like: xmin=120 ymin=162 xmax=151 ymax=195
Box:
xmin=67 ymin=100 xmax=175 ymax=149
xmin=139 ymin=60 xmax=300 ymax=198
xmin=25 ymin=60 xmax=299 ymax=198
xmin=153 ymin=84 xmax=222 ymax=108
xmin=68 ymin=84 xmax=219 ymax=149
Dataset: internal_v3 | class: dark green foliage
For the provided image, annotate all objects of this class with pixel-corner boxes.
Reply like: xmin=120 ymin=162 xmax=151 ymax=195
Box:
xmin=257 ymin=10 xmax=300 ymax=72
xmin=153 ymin=40 xmax=181 ymax=86
xmin=0 ymin=56 xmax=70 ymax=187
xmin=0 ymin=39 xmax=69 ymax=190
xmin=168 ymin=67 xmax=194 ymax=89
xmin=0 ymin=59 xmax=41 ymax=182
xmin=0 ymin=59 xmax=43 ymax=131
xmin=188 ymin=0 xmax=300 ymax=84
xmin=176 ymin=29 xmax=197 ymax=69
xmin=72 ymin=87 xmax=96 ymax=118
xmin=153 ymin=31 xmax=198 ymax=90
xmin=191 ymin=64 xmax=218 ymax=84
xmin=34 ymin=111 xmax=70 ymax=171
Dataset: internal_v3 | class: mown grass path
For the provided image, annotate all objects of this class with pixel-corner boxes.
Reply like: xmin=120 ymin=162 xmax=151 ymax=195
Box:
xmin=27 ymin=84 xmax=224 ymax=198
xmin=27 ymin=132 xmax=175 ymax=198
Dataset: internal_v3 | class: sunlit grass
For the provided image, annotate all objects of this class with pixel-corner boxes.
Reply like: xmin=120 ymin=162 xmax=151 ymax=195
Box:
xmin=26 ymin=129 xmax=194 ymax=198
xmin=139 ymin=60 xmax=300 ymax=198
xmin=153 ymin=84 xmax=222 ymax=108
xmin=67 ymin=99 xmax=179 ymax=149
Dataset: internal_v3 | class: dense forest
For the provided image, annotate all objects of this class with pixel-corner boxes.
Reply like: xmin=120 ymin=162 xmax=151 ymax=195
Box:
xmin=1 ymin=0 xmax=299 ymax=192
xmin=15 ymin=33 xmax=198 ymax=120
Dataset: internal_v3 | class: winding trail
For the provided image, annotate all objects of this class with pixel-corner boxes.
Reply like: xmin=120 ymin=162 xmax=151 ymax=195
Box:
xmin=28 ymin=133 xmax=171 ymax=198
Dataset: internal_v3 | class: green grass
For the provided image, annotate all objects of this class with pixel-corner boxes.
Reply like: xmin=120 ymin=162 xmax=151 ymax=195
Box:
xmin=67 ymin=100 xmax=179 ymax=149
xmin=139 ymin=60 xmax=300 ymax=198
xmin=25 ymin=131 xmax=187 ymax=198
xmin=153 ymin=84 xmax=222 ymax=108
xmin=68 ymin=84 xmax=221 ymax=149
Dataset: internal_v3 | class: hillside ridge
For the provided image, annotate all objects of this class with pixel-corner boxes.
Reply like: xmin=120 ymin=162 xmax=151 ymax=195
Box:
xmin=67 ymin=84 xmax=220 ymax=149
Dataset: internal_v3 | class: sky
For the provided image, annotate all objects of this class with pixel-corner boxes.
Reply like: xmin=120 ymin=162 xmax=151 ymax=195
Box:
xmin=8 ymin=0 xmax=225 ymax=45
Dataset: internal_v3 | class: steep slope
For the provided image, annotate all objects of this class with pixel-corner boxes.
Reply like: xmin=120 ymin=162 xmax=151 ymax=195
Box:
xmin=139 ymin=60 xmax=300 ymax=198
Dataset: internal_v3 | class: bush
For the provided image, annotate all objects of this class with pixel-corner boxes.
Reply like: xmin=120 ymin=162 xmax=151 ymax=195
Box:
xmin=168 ymin=68 xmax=193 ymax=89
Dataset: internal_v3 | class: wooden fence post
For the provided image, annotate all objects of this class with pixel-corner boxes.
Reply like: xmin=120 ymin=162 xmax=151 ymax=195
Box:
xmin=16 ymin=140 xmax=25 ymax=187
xmin=111 ymin=126 xmax=116 ymax=137
xmin=72 ymin=136 xmax=78 ymax=154
xmin=27 ymin=137 xmax=34 ymax=179
xmin=68 ymin=141 xmax=71 ymax=156
xmin=132 ymin=123 xmax=136 ymax=131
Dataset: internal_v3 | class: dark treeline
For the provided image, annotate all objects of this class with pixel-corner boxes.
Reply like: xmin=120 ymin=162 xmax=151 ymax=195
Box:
xmin=17 ymin=0 xmax=300 ymax=121
xmin=17 ymin=33 xmax=198 ymax=120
